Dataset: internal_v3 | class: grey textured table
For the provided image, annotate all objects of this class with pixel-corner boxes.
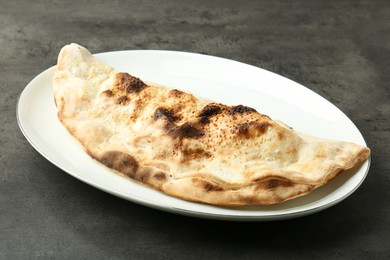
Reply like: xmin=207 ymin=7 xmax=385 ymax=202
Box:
xmin=2 ymin=0 xmax=389 ymax=258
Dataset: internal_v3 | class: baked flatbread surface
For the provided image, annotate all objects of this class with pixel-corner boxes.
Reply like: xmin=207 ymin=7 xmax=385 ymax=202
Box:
xmin=53 ymin=44 xmax=370 ymax=206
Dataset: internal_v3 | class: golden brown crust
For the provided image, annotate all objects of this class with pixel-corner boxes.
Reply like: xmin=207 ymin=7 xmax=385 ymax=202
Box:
xmin=52 ymin=44 xmax=371 ymax=206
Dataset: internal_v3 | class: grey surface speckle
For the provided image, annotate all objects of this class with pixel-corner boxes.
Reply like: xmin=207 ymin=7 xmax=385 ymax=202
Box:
xmin=1 ymin=0 xmax=389 ymax=258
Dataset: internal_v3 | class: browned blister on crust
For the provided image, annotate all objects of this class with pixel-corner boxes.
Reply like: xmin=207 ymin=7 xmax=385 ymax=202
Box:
xmin=52 ymin=44 xmax=371 ymax=206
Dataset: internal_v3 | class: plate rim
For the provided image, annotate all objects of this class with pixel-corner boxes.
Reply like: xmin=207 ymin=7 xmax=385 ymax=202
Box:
xmin=16 ymin=49 xmax=371 ymax=221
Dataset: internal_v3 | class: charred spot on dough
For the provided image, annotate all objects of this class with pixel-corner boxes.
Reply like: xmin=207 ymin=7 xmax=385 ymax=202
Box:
xmin=255 ymin=122 xmax=270 ymax=133
xmin=154 ymin=107 xmax=181 ymax=122
xmin=198 ymin=103 xmax=224 ymax=124
xmin=168 ymin=89 xmax=197 ymax=103
xmin=235 ymin=123 xmax=251 ymax=138
xmin=169 ymin=121 xmax=205 ymax=139
xmin=266 ymin=179 xmax=281 ymax=189
xmin=102 ymin=89 xmax=114 ymax=97
xmin=180 ymin=147 xmax=212 ymax=163
xmin=192 ymin=178 xmax=223 ymax=192
xmin=129 ymin=168 xmax=149 ymax=182
xmin=228 ymin=105 xmax=257 ymax=115
xmin=162 ymin=121 xmax=179 ymax=134
xmin=115 ymin=72 xmax=146 ymax=94
xmin=128 ymin=168 xmax=167 ymax=189
xmin=240 ymin=196 xmax=258 ymax=205
xmin=255 ymin=177 xmax=294 ymax=190
xmin=153 ymin=172 xmax=167 ymax=181
xmin=235 ymin=122 xmax=270 ymax=138
xmin=116 ymin=95 xmax=129 ymax=105
xmin=203 ymin=182 xmax=223 ymax=192
xmin=100 ymin=151 xmax=139 ymax=175
xmin=168 ymin=89 xmax=186 ymax=98
xmin=199 ymin=103 xmax=223 ymax=118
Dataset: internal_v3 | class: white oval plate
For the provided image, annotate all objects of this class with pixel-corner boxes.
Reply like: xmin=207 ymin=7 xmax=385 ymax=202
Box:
xmin=17 ymin=50 xmax=370 ymax=221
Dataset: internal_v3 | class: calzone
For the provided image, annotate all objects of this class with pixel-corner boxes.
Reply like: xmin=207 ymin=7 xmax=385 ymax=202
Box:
xmin=52 ymin=44 xmax=370 ymax=206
